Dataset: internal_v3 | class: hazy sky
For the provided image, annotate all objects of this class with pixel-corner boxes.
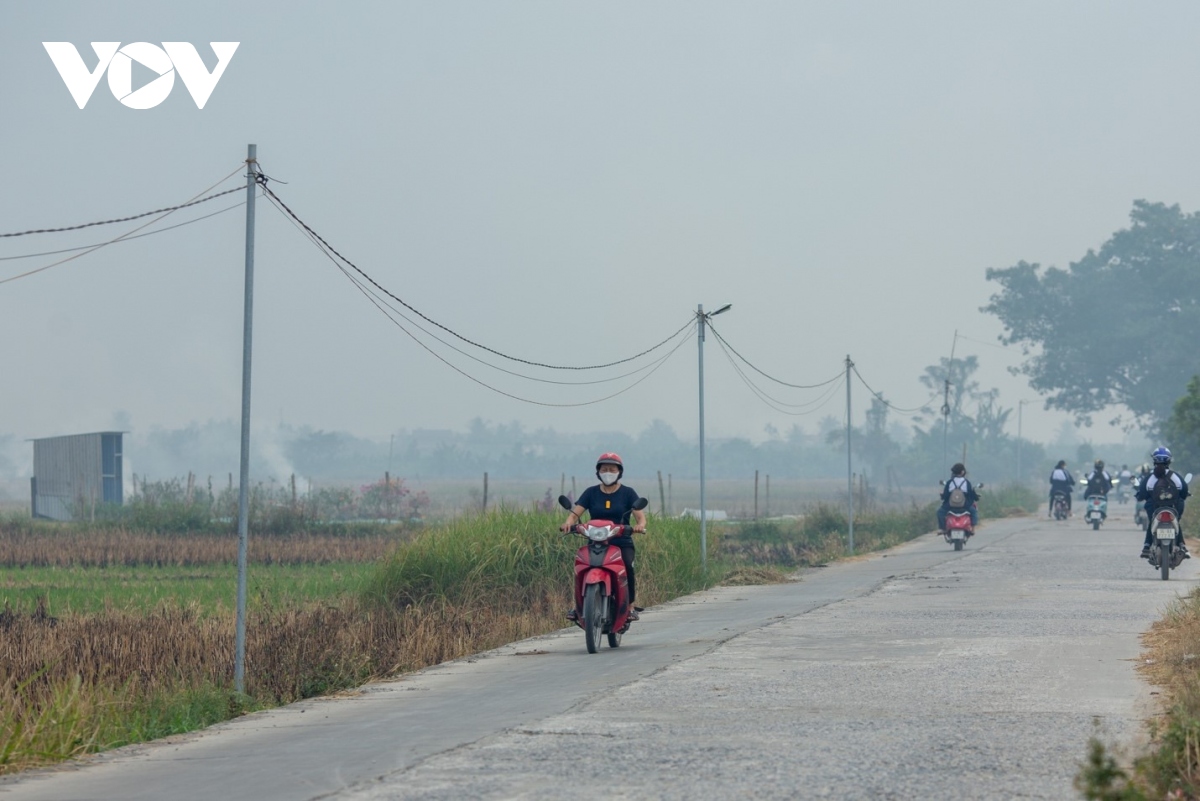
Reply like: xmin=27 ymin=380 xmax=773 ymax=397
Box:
xmin=4 ymin=1 xmax=1199 ymax=449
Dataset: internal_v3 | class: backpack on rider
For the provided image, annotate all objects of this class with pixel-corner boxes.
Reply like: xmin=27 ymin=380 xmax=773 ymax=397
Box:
xmin=946 ymin=480 xmax=968 ymax=510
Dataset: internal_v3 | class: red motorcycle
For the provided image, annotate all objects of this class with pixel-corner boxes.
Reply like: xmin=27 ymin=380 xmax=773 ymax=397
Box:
xmin=940 ymin=481 xmax=982 ymax=551
xmin=558 ymin=494 xmax=648 ymax=654
xmin=943 ymin=510 xmax=974 ymax=551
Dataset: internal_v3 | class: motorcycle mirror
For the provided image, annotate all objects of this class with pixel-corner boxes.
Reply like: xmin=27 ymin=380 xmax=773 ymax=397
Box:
xmin=977 ymin=483 xmax=985 ymax=489
xmin=632 ymin=497 xmax=649 ymax=511
xmin=1187 ymin=473 xmax=1194 ymax=484
xmin=558 ymin=495 xmax=573 ymax=510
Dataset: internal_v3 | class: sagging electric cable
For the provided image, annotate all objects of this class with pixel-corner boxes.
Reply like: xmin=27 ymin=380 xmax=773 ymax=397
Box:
xmin=706 ymin=322 xmax=843 ymax=389
xmin=344 ymin=265 xmax=693 ymax=387
xmin=260 ymin=181 xmax=693 ymax=372
xmin=851 ymin=364 xmax=940 ymax=415
xmin=712 ymin=335 xmax=844 ymax=411
xmin=713 ymin=335 xmax=847 ymax=417
xmin=0 ymin=166 xmax=245 ymax=238
xmin=342 ymin=264 xmax=692 ymax=407
xmin=0 ymin=197 xmax=250 ymax=262
xmin=0 ymin=166 xmax=247 ymax=286
xmin=267 ymin=192 xmax=692 ymax=389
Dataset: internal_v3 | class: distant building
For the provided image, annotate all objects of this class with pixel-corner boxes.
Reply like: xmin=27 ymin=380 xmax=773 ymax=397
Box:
xmin=31 ymin=432 xmax=124 ymax=521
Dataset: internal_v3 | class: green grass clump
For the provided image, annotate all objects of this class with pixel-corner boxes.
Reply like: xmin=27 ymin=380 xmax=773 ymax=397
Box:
xmin=721 ymin=502 xmax=938 ymax=567
xmin=363 ymin=509 xmax=716 ymax=610
xmin=0 ymin=675 xmax=260 ymax=775
xmin=977 ymin=483 xmax=1041 ymax=518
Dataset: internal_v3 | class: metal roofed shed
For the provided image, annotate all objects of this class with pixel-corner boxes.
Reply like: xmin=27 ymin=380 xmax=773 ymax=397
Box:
xmin=31 ymin=431 xmax=124 ymax=520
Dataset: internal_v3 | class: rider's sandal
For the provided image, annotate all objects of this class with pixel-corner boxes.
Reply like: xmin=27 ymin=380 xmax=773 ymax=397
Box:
xmin=628 ymin=607 xmax=641 ymax=621
xmin=566 ymin=609 xmax=579 ymax=622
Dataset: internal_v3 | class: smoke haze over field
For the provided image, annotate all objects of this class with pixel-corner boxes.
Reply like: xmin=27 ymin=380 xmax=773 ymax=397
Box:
xmin=4 ymin=2 xmax=1200 ymax=454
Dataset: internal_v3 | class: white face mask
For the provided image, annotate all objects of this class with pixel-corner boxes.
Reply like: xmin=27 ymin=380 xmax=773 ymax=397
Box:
xmin=599 ymin=472 xmax=619 ymax=486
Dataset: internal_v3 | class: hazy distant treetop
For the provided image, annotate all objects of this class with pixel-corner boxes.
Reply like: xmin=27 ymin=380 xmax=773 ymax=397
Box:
xmin=984 ymin=200 xmax=1200 ymax=431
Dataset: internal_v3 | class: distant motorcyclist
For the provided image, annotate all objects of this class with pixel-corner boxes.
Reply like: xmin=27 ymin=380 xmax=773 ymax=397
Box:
xmin=561 ymin=453 xmax=647 ymax=620
xmin=1117 ymin=464 xmax=1133 ymax=502
xmin=1083 ymin=459 xmax=1113 ymax=519
xmin=1138 ymin=447 xmax=1190 ymax=559
xmin=937 ymin=463 xmax=979 ymax=533
xmin=1049 ymin=460 xmax=1075 ymax=516
xmin=1132 ymin=462 xmax=1152 ymax=494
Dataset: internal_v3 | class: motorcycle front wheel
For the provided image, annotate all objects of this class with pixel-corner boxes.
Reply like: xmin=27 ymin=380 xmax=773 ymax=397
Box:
xmin=607 ymin=597 xmax=622 ymax=648
xmin=583 ymin=583 xmax=604 ymax=653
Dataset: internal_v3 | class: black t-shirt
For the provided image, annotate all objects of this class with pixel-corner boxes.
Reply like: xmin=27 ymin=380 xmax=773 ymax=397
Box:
xmin=576 ymin=484 xmax=641 ymax=547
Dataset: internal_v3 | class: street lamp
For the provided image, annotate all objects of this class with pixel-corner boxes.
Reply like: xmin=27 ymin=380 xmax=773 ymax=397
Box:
xmin=697 ymin=302 xmax=731 ymax=570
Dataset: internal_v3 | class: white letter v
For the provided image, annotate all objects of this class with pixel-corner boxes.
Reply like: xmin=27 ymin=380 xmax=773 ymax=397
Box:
xmin=163 ymin=43 xmax=239 ymax=109
xmin=43 ymin=43 xmax=120 ymax=109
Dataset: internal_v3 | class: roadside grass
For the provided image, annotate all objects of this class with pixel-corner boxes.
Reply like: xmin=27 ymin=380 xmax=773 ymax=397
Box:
xmin=719 ymin=501 xmax=939 ymax=568
xmin=363 ymin=508 xmax=717 ymax=611
xmin=1075 ymin=568 xmax=1200 ymax=800
xmin=977 ymin=483 xmax=1041 ymax=518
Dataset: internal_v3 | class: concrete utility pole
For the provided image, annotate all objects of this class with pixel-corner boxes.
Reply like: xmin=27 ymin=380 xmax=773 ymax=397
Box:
xmin=696 ymin=302 xmax=731 ymax=571
xmin=845 ymin=354 xmax=854 ymax=554
xmin=234 ymin=144 xmax=258 ymax=695
xmin=942 ymin=330 xmax=958 ymax=470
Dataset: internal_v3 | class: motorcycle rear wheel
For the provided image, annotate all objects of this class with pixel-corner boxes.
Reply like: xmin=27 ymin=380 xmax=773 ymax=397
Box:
xmin=953 ymin=540 xmax=963 ymax=551
xmin=1162 ymin=544 xmax=1171 ymax=581
xmin=583 ymin=583 xmax=604 ymax=653
xmin=1092 ymin=520 xmax=1101 ymax=531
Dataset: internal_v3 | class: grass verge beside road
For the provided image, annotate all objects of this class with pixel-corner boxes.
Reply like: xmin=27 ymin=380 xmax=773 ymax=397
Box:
xmin=1076 ymin=571 xmax=1200 ymax=800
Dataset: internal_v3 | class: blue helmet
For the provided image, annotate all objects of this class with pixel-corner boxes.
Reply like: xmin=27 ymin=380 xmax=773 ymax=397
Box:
xmin=1152 ymin=447 xmax=1172 ymax=465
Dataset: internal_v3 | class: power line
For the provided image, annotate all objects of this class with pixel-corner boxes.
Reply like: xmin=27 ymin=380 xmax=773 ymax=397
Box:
xmin=713 ymin=334 xmax=846 ymax=417
xmin=260 ymin=181 xmax=693 ymax=371
xmin=342 ymin=259 xmax=691 ymax=407
xmin=0 ymin=197 xmax=250 ymax=262
xmin=851 ymin=364 xmax=940 ymax=415
xmin=267 ymin=192 xmax=692 ymax=388
xmin=0 ymin=172 xmax=245 ymax=238
xmin=0 ymin=167 xmax=246 ymax=286
xmin=706 ymin=323 xmax=843 ymax=389
xmin=953 ymin=332 xmax=1023 ymax=356
xmin=713 ymin=335 xmax=845 ymax=411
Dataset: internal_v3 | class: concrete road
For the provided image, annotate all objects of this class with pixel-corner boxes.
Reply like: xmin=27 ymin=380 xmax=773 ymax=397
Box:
xmin=0 ymin=512 xmax=1191 ymax=800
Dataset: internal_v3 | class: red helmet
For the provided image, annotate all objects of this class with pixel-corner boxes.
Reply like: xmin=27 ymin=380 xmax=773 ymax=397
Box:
xmin=596 ymin=452 xmax=624 ymax=479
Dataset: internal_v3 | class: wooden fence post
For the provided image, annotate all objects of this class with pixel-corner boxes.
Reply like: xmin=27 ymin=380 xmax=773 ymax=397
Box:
xmin=754 ymin=470 xmax=760 ymax=520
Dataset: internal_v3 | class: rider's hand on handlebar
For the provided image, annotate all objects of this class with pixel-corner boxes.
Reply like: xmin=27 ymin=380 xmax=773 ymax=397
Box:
xmin=632 ymin=524 xmax=646 ymax=534
xmin=559 ymin=523 xmax=572 ymax=533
